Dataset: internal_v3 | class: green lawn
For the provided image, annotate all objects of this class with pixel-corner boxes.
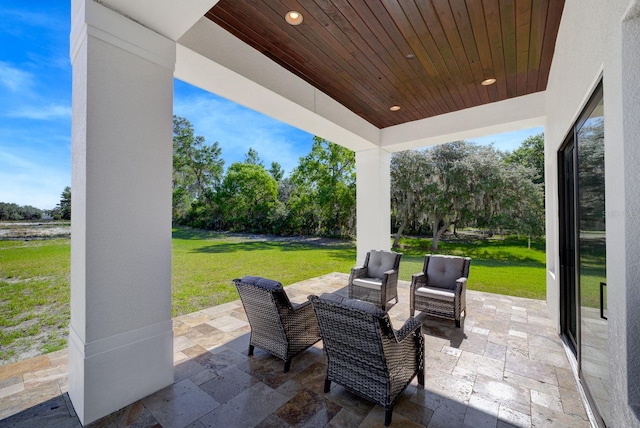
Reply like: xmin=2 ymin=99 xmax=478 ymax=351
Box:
xmin=0 ymin=239 xmax=70 ymax=363
xmin=0 ymin=227 xmax=547 ymax=364
xmin=396 ymin=235 xmax=547 ymax=300
xmin=171 ymin=228 xmax=355 ymax=316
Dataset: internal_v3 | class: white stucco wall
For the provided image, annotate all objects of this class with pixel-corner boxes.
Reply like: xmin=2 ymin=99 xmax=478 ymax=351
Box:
xmin=545 ymin=0 xmax=640 ymax=425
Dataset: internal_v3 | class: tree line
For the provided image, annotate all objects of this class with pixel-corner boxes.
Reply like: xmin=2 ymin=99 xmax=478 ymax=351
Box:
xmin=391 ymin=137 xmax=544 ymax=250
xmin=2 ymin=115 xmax=545 ymax=250
xmin=172 ymin=116 xmax=545 ymax=248
xmin=172 ymin=116 xmax=356 ymax=237
xmin=0 ymin=187 xmax=71 ymax=221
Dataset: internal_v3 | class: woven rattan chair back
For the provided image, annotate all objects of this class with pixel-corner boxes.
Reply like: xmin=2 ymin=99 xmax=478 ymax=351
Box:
xmin=310 ymin=294 xmax=424 ymax=426
xmin=234 ymin=276 xmax=321 ymax=372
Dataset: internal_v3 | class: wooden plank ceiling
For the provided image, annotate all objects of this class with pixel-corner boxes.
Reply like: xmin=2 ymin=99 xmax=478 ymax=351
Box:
xmin=206 ymin=0 xmax=565 ymax=129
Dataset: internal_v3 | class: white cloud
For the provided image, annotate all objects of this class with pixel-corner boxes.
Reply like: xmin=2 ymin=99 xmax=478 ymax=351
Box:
xmin=0 ymin=62 xmax=33 ymax=92
xmin=7 ymin=104 xmax=71 ymax=120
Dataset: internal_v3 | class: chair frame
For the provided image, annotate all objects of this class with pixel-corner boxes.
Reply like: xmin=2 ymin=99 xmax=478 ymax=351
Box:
xmin=349 ymin=250 xmax=402 ymax=310
xmin=310 ymin=294 xmax=424 ymax=426
xmin=410 ymin=255 xmax=471 ymax=328
xmin=234 ymin=277 xmax=321 ymax=372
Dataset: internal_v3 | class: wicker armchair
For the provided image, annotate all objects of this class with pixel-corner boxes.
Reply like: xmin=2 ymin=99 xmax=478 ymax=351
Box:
xmin=310 ymin=293 xmax=424 ymax=426
xmin=349 ymin=250 xmax=402 ymax=310
xmin=233 ymin=276 xmax=321 ymax=372
xmin=410 ymin=255 xmax=471 ymax=328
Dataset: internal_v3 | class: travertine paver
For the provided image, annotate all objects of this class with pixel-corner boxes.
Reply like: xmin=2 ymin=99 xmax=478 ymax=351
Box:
xmin=0 ymin=272 xmax=591 ymax=427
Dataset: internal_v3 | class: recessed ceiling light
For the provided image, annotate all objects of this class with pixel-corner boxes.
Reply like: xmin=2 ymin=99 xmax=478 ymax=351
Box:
xmin=406 ymin=53 xmax=415 ymax=59
xmin=285 ymin=11 xmax=303 ymax=25
xmin=390 ymin=105 xmax=401 ymax=111
xmin=481 ymin=78 xmax=497 ymax=86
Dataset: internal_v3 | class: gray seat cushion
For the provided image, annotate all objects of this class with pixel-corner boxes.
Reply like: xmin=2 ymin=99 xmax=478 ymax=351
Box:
xmin=414 ymin=286 xmax=455 ymax=302
xmin=352 ymin=277 xmax=383 ymax=290
xmin=367 ymin=250 xmax=397 ymax=279
xmin=238 ymin=276 xmax=283 ymax=291
xmin=318 ymin=293 xmax=383 ymax=316
xmin=426 ymin=256 xmax=465 ymax=290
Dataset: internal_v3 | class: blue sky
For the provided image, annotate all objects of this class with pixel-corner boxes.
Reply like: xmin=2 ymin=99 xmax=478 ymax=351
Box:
xmin=0 ymin=2 xmax=542 ymax=210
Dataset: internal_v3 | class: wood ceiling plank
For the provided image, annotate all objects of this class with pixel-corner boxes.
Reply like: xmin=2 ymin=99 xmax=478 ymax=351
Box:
xmin=482 ymin=0 xmax=508 ymax=100
xmin=364 ymin=1 xmax=452 ymax=114
xmin=410 ymin=0 xmax=472 ymax=109
xmin=211 ymin=1 xmax=392 ymax=127
xmin=382 ymin=0 xmax=465 ymax=111
xmin=536 ymin=0 xmax=564 ymax=91
xmin=463 ymin=0 xmax=496 ymax=103
xmin=526 ymin=0 xmax=547 ymax=93
xmin=206 ymin=0 xmax=564 ymax=127
xmin=267 ymin=0 xmax=406 ymax=126
xmin=334 ymin=0 xmax=442 ymax=116
xmin=499 ymin=0 xmax=518 ymax=98
xmin=515 ymin=0 xmax=532 ymax=96
xmin=428 ymin=0 xmax=484 ymax=106
xmin=308 ymin=0 xmax=434 ymax=118
xmin=379 ymin=0 xmax=461 ymax=112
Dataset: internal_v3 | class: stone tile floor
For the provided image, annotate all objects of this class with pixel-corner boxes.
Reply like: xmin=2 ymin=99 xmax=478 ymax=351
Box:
xmin=0 ymin=273 xmax=592 ymax=427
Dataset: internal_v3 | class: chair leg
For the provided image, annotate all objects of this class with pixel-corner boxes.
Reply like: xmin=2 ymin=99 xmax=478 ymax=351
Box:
xmin=384 ymin=405 xmax=393 ymax=426
xmin=417 ymin=370 xmax=425 ymax=387
xmin=284 ymin=359 xmax=291 ymax=373
xmin=248 ymin=344 xmax=254 ymax=356
xmin=455 ymin=319 xmax=461 ymax=328
xmin=324 ymin=378 xmax=331 ymax=393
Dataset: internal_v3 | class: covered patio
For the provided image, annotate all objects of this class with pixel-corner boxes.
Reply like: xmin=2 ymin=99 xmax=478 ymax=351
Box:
xmin=1 ymin=274 xmax=590 ymax=427
xmin=60 ymin=0 xmax=640 ymax=426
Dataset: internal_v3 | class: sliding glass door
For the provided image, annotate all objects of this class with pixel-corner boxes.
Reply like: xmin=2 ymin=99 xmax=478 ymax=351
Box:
xmin=559 ymin=82 xmax=608 ymax=426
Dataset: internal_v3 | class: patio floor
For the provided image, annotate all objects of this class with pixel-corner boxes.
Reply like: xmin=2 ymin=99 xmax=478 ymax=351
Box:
xmin=0 ymin=273 xmax=591 ymax=427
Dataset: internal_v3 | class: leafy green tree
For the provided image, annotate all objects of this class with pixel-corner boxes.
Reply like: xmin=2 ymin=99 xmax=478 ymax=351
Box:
xmin=268 ymin=161 xmax=284 ymax=182
xmin=172 ymin=116 xmax=224 ymax=223
xmin=390 ymin=150 xmax=433 ymax=248
xmin=217 ymin=163 xmax=278 ymax=232
xmin=51 ymin=187 xmax=71 ymax=220
xmin=391 ymin=142 xmax=544 ymax=251
xmin=0 ymin=202 xmax=43 ymax=220
xmin=244 ymin=147 xmax=264 ymax=166
xmin=506 ymin=133 xmax=545 ymax=185
xmin=290 ymin=137 xmax=355 ymax=237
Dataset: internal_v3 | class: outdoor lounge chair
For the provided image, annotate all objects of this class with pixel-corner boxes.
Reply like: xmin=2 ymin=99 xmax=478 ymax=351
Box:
xmin=410 ymin=254 xmax=471 ymax=328
xmin=310 ymin=293 xmax=424 ymax=426
xmin=348 ymin=250 xmax=401 ymax=310
xmin=233 ymin=276 xmax=321 ymax=372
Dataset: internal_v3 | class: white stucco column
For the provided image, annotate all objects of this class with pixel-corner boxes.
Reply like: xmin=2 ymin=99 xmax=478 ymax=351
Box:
xmin=608 ymin=2 xmax=640 ymax=424
xmin=69 ymin=1 xmax=175 ymax=424
xmin=355 ymin=148 xmax=391 ymax=265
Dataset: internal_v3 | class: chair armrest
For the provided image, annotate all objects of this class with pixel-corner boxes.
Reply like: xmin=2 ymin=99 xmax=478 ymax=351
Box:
xmin=350 ymin=266 xmax=367 ymax=279
xmin=291 ymin=300 xmax=312 ymax=311
xmin=395 ymin=317 xmax=422 ymax=343
xmin=283 ymin=298 xmax=319 ymax=337
xmin=455 ymin=277 xmax=467 ymax=294
xmin=382 ymin=269 xmax=398 ymax=284
xmin=410 ymin=272 xmax=426 ymax=291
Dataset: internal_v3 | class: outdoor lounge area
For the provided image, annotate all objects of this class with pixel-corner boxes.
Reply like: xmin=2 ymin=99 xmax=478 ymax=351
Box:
xmin=59 ymin=0 xmax=640 ymax=425
xmin=0 ymin=273 xmax=590 ymax=427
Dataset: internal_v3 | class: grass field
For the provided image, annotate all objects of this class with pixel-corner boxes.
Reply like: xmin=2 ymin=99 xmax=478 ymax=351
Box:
xmin=0 ymin=226 xmax=548 ymax=365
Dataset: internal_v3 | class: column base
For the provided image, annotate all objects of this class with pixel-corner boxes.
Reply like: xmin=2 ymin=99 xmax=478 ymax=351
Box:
xmin=67 ymin=321 xmax=173 ymax=425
